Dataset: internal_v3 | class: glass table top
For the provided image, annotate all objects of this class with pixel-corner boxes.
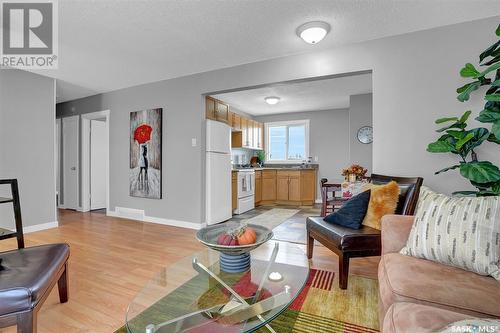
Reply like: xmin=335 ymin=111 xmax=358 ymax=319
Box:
xmin=126 ymin=241 xmax=309 ymax=333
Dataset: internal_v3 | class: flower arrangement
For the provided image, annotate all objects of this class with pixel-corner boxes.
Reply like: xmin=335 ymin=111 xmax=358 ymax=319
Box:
xmin=342 ymin=164 xmax=368 ymax=181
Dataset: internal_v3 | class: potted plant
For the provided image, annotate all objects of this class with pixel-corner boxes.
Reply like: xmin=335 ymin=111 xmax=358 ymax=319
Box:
xmin=427 ymin=24 xmax=500 ymax=196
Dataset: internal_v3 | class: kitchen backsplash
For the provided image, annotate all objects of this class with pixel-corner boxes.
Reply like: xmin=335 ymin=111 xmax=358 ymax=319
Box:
xmin=231 ymin=148 xmax=255 ymax=165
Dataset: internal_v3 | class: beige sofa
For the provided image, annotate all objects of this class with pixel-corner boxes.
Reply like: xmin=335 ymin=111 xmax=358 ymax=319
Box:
xmin=378 ymin=215 xmax=500 ymax=333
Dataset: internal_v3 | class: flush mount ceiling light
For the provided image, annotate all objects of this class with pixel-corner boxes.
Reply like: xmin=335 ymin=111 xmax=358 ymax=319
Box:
xmin=265 ymin=96 xmax=281 ymax=105
xmin=296 ymin=21 xmax=331 ymax=44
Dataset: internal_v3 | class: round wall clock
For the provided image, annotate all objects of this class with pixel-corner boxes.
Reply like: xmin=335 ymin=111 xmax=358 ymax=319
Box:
xmin=357 ymin=126 xmax=373 ymax=144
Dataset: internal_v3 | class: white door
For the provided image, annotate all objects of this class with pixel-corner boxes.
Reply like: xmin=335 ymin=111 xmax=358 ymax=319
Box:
xmin=55 ymin=119 xmax=61 ymax=206
xmin=63 ymin=116 xmax=79 ymax=210
xmin=90 ymin=120 xmax=107 ymax=210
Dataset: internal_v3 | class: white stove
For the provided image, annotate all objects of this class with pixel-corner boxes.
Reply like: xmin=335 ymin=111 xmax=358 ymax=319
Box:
xmin=235 ymin=169 xmax=255 ymax=214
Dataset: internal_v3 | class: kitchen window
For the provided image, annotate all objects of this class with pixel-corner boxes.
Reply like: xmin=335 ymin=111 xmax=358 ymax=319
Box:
xmin=265 ymin=120 xmax=309 ymax=163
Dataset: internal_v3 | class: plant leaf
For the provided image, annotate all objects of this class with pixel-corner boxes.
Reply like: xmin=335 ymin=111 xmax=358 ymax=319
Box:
xmin=427 ymin=141 xmax=455 ymax=153
xmin=479 ymin=40 xmax=500 ymax=63
xmin=435 ymin=117 xmax=458 ymax=124
xmin=492 ymin=120 xmax=500 ymax=139
xmin=497 ymin=23 xmax=500 ymax=36
xmin=476 ymin=101 xmax=500 ymax=123
xmin=482 ymin=55 xmax=500 ymax=66
xmin=459 ymin=110 xmax=472 ymax=123
xmin=457 ymin=81 xmax=480 ymax=102
xmin=460 ymin=63 xmax=480 ymax=78
xmin=460 ymin=128 xmax=490 ymax=156
xmin=485 ymin=93 xmax=500 ymax=101
xmin=455 ymin=132 xmax=474 ymax=149
xmin=436 ymin=122 xmax=466 ymax=132
xmin=487 ymin=133 xmax=500 ymax=144
xmin=445 ymin=130 xmax=465 ymax=139
xmin=452 ymin=190 xmax=479 ymax=197
xmin=492 ymin=180 xmax=500 ymax=193
xmin=460 ymin=161 xmax=500 ymax=184
xmin=435 ymin=164 xmax=461 ymax=175
xmin=477 ymin=62 xmax=500 ymax=78
xmin=492 ymin=79 xmax=500 ymax=87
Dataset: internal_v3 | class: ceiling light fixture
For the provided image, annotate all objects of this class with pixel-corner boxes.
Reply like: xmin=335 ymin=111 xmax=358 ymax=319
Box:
xmin=296 ymin=21 xmax=331 ymax=44
xmin=265 ymin=96 xmax=281 ymax=105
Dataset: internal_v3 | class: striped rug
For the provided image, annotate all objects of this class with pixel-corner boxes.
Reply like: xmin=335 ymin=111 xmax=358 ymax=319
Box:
xmin=115 ymin=268 xmax=379 ymax=333
xmin=254 ymin=269 xmax=379 ymax=333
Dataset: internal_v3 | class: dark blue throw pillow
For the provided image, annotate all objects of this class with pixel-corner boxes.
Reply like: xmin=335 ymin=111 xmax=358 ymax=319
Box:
xmin=323 ymin=190 xmax=371 ymax=229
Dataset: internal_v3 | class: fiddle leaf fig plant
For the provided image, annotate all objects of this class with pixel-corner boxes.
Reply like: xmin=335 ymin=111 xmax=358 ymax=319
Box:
xmin=427 ymin=23 xmax=500 ymax=196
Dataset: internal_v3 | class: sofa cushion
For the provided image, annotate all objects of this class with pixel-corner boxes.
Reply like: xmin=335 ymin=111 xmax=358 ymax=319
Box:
xmin=379 ymin=252 xmax=500 ymax=318
xmin=383 ymin=302 xmax=473 ymax=333
xmin=401 ymin=186 xmax=500 ymax=281
xmin=0 ymin=244 xmax=70 ymax=315
xmin=323 ymin=190 xmax=371 ymax=229
xmin=307 ymin=216 xmax=380 ymax=251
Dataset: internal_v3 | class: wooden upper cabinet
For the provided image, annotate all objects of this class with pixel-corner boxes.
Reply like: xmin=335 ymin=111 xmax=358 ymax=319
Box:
xmin=241 ymin=117 xmax=248 ymax=147
xmin=259 ymin=123 xmax=264 ymax=149
xmin=205 ymin=96 xmax=216 ymax=120
xmin=215 ymin=100 xmax=229 ymax=124
xmin=232 ymin=112 xmax=241 ymax=130
xmin=227 ymin=111 xmax=233 ymax=127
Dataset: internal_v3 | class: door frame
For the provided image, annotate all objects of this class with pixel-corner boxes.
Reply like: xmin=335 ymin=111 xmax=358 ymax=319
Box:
xmin=81 ymin=110 xmax=110 ymax=213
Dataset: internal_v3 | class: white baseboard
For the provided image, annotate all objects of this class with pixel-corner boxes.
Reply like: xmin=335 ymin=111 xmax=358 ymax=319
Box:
xmin=107 ymin=207 xmax=204 ymax=230
xmin=24 ymin=221 xmax=59 ymax=233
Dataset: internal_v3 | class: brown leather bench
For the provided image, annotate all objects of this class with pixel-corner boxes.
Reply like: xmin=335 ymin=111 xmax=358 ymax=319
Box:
xmin=0 ymin=243 xmax=70 ymax=333
xmin=307 ymin=174 xmax=422 ymax=289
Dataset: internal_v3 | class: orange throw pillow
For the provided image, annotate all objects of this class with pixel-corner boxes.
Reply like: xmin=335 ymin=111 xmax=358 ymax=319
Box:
xmin=362 ymin=181 xmax=400 ymax=230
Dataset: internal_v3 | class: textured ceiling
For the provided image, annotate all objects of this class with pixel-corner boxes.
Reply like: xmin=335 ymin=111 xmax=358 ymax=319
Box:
xmin=212 ymin=73 xmax=372 ymax=115
xmin=37 ymin=0 xmax=500 ymax=102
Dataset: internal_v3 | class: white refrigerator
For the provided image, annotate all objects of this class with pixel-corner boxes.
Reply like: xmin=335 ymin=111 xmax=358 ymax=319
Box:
xmin=206 ymin=119 xmax=232 ymax=225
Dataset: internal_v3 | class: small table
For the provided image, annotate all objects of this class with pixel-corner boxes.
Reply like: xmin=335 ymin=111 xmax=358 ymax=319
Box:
xmin=126 ymin=242 xmax=309 ymax=333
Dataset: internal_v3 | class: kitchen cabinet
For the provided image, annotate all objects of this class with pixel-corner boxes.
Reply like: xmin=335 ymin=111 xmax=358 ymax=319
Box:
xmin=227 ymin=111 xmax=233 ymax=127
xmin=275 ymin=170 xmax=317 ymax=205
xmin=232 ymin=172 xmax=237 ymax=211
xmin=255 ymin=123 xmax=264 ymax=149
xmin=241 ymin=117 xmax=248 ymax=147
xmin=247 ymin=119 xmax=254 ymax=148
xmin=232 ymin=112 xmax=241 ymax=130
xmin=255 ymin=170 xmax=262 ymax=205
xmin=205 ymin=96 xmax=216 ymax=120
xmin=261 ymin=170 xmax=276 ymax=202
xmin=215 ymin=100 xmax=229 ymax=124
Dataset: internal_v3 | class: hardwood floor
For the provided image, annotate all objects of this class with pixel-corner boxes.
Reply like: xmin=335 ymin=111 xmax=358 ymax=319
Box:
xmin=0 ymin=208 xmax=379 ymax=333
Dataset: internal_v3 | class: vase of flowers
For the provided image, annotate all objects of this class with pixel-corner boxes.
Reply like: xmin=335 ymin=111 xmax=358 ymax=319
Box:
xmin=342 ymin=164 xmax=368 ymax=182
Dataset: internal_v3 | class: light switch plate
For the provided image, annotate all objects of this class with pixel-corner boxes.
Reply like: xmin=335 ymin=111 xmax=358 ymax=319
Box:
xmin=191 ymin=138 xmax=197 ymax=147
xmin=314 ymin=156 xmax=318 ymax=162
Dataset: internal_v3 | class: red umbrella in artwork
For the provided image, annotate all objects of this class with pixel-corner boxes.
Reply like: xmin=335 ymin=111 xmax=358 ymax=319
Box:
xmin=134 ymin=124 xmax=153 ymax=144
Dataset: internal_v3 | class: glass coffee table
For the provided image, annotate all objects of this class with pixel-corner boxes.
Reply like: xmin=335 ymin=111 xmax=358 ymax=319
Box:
xmin=126 ymin=241 xmax=309 ymax=333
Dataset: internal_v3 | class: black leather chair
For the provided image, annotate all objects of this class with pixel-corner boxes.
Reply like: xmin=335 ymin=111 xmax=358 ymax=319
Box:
xmin=306 ymin=174 xmax=423 ymax=289
xmin=0 ymin=244 xmax=70 ymax=333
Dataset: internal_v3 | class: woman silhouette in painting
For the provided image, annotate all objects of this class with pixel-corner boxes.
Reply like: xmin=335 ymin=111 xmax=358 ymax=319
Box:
xmin=139 ymin=144 xmax=148 ymax=185
xmin=134 ymin=124 xmax=153 ymax=192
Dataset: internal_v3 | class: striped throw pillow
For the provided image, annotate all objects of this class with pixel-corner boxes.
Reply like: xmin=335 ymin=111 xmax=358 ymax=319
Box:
xmin=400 ymin=186 xmax=500 ymax=281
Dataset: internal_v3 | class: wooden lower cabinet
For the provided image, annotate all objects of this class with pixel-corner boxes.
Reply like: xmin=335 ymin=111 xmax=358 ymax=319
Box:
xmin=255 ymin=171 xmax=262 ymax=205
xmin=261 ymin=170 xmax=277 ymax=203
xmin=232 ymin=172 xmax=237 ymax=211
xmin=257 ymin=169 xmax=316 ymax=206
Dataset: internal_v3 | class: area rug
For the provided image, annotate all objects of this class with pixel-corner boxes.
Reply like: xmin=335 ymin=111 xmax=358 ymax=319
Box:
xmin=114 ymin=269 xmax=379 ymax=333
xmin=243 ymin=208 xmax=300 ymax=231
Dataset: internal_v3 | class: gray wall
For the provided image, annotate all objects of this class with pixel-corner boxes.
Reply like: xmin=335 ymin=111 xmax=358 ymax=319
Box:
xmin=349 ymin=94 xmax=373 ymax=173
xmin=0 ymin=69 xmax=56 ymax=228
xmin=57 ymin=16 xmax=500 ymax=224
xmin=254 ymin=109 xmax=350 ymax=199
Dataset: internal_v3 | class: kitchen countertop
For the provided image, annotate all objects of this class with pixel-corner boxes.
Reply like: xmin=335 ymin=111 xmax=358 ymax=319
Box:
xmin=232 ymin=165 xmax=318 ymax=171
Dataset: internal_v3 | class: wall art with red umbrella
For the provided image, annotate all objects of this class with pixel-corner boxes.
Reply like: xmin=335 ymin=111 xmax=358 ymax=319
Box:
xmin=129 ymin=108 xmax=162 ymax=199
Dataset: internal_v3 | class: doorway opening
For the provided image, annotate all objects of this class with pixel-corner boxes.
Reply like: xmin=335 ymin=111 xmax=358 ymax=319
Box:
xmin=81 ymin=110 xmax=110 ymax=213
